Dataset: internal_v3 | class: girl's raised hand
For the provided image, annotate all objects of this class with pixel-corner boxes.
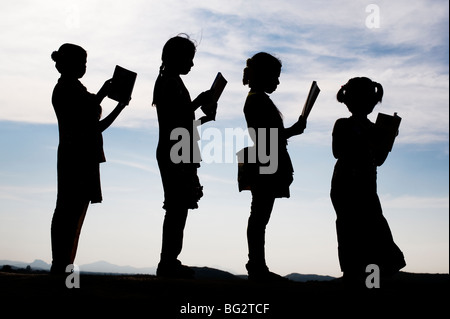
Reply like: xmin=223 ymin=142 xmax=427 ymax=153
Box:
xmin=197 ymin=89 xmax=215 ymax=106
xmin=97 ymin=78 xmax=113 ymax=101
xmin=293 ymin=115 xmax=307 ymax=135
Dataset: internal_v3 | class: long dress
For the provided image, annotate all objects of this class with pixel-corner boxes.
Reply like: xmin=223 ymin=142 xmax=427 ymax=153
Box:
xmin=330 ymin=116 xmax=406 ymax=278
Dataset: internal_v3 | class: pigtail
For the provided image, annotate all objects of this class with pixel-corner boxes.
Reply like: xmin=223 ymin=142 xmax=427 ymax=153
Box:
xmin=336 ymin=85 xmax=347 ymax=103
xmin=242 ymin=58 xmax=253 ymax=85
xmin=373 ymin=82 xmax=383 ymax=103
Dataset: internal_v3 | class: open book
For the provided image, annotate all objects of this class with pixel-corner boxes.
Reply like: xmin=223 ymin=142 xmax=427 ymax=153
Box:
xmin=375 ymin=112 xmax=402 ymax=151
xmin=201 ymin=72 xmax=227 ymax=115
xmin=301 ymin=81 xmax=320 ymax=119
xmin=108 ymin=65 xmax=137 ymax=104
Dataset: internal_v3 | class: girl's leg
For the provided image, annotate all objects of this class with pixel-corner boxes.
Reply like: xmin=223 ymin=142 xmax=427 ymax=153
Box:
xmin=157 ymin=207 xmax=194 ymax=278
xmin=51 ymin=199 xmax=89 ymax=274
xmin=160 ymin=207 xmax=189 ymax=262
xmin=246 ymin=193 xmax=275 ymax=272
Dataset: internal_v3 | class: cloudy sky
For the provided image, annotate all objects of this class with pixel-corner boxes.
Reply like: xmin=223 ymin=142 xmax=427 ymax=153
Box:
xmin=0 ymin=0 xmax=448 ymax=277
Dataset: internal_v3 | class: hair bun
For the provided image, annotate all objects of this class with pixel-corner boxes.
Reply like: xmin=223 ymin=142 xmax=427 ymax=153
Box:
xmin=51 ymin=50 xmax=59 ymax=62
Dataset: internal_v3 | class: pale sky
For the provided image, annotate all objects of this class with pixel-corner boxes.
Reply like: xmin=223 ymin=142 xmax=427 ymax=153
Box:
xmin=0 ymin=0 xmax=448 ymax=277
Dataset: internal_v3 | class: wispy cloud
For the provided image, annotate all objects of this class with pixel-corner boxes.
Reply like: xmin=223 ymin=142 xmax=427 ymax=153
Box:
xmin=0 ymin=185 xmax=55 ymax=203
xmin=0 ymin=0 xmax=448 ymax=145
xmin=383 ymin=194 xmax=449 ymax=211
xmin=108 ymin=159 xmax=159 ymax=174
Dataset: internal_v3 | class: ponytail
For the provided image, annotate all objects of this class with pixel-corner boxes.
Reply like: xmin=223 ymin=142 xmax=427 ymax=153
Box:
xmin=242 ymin=58 xmax=253 ymax=85
xmin=152 ymin=63 xmax=165 ymax=107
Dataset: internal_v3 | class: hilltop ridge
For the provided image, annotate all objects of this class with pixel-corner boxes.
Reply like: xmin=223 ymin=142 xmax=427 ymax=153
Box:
xmin=0 ymin=259 xmax=337 ymax=282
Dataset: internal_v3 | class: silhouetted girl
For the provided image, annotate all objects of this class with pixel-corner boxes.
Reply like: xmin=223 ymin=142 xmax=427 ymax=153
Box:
xmin=152 ymin=35 xmax=216 ymax=278
xmin=330 ymin=77 xmax=406 ymax=286
xmin=50 ymin=43 xmax=127 ymax=274
xmin=241 ymin=52 xmax=306 ymax=281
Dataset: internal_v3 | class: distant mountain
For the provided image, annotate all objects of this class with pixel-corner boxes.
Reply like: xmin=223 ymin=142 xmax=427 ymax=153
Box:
xmin=236 ymin=273 xmax=337 ymax=282
xmin=30 ymin=259 xmax=51 ymax=270
xmin=0 ymin=259 xmax=51 ymax=271
xmin=0 ymin=259 xmax=155 ymax=275
xmin=285 ymin=273 xmax=336 ymax=282
xmin=79 ymin=260 xmax=156 ymax=275
xmin=0 ymin=259 xmax=335 ymax=281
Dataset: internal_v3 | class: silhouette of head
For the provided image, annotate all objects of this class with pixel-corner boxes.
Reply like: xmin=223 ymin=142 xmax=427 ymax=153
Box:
xmin=337 ymin=77 xmax=383 ymax=115
xmin=243 ymin=52 xmax=282 ymax=94
xmin=51 ymin=43 xmax=87 ymax=78
xmin=161 ymin=35 xmax=196 ymax=75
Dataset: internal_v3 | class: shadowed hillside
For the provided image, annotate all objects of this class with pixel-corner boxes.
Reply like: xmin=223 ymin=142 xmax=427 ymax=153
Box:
xmin=0 ymin=268 xmax=448 ymax=317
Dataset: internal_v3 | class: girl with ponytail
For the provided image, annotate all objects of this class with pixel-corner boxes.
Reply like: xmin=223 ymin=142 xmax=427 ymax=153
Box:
xmin=152 ymin=35 xmax=216 ymax=278
xmin=330 ymin=77 xmax=406 ymax=286
xmin=241 ymin=52 xmax=306 ymax=281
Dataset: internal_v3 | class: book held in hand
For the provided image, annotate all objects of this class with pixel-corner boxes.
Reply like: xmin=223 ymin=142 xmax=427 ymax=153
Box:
xmin=375 ymin=112 xmax=402 ymax=151
xmin=108 ymin=65 xmax=137 ymax=104
xmin=201 ymin=72 xmax=227 ymax=116
xmin=301 ymin=81 xmax=320 ymax=119
xmin=211 ymin=72 xmax=227 ymax=102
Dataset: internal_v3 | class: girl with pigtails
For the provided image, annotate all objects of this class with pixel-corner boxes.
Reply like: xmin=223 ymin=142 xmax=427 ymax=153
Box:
xmin=330 ymin=77 xmax=406 ymax=287
xmin=152 ymin=35 xmax=216 ymax=278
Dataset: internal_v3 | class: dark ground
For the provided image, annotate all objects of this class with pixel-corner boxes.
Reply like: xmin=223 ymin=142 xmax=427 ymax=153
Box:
xmin=0 ymin=270 xmax=448 ymax=318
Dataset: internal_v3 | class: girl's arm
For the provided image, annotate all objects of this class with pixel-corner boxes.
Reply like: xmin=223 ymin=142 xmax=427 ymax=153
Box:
xmin=373 ymin=129 xmax=392 ymax=166
xmin=196 ymin=113 xmax=216 ymax=125
xmin=95 ymin=79 xmax=113 ymax=105
xmin=284 ymin=115 xmax=307 ymax=139
xmin=193 ymin=90 xmax=217 ymax=125
xmin=192 ymin=89 xmax=215 ymax=111
xmin=99 ymin=102 xmax=127 ymax=132
xmin=331 ymin=119 xmax=345 ymax=159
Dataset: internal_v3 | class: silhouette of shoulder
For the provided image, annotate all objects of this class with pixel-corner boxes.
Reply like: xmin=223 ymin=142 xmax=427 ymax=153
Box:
xmin=244 ymin=92 xmax=281 ymax=129
xmin=244 ymin=92 xmax=270 ymax=113
xmin=53 ymin=78 xmax=87 ymax=105
xmin=155 ymin=74 xmax=189 ymax=106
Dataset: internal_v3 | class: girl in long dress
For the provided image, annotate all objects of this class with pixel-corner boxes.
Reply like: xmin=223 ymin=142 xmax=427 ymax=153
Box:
xmin=330 ymin=77 xmax=406 ymax=286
